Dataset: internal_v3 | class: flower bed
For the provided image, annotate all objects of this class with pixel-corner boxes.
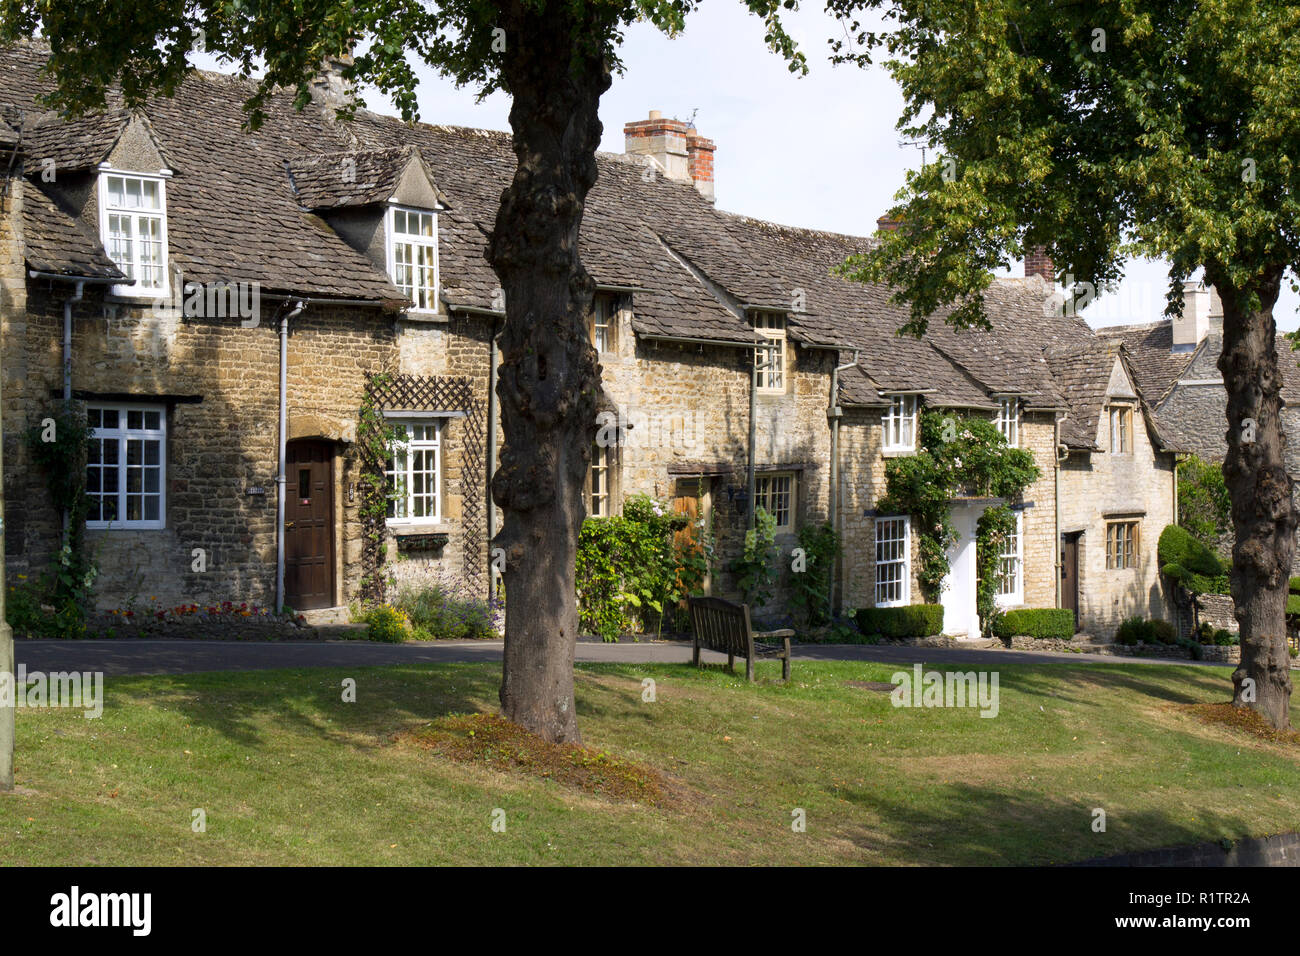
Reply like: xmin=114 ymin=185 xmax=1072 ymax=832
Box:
xmin=81 ymin=601 xmax=315 ymax=641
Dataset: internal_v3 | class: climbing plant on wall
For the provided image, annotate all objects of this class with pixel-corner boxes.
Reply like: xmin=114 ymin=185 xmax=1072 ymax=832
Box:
xmin=355 ymin=375 xmax=406 ymax=605
xmin=878 ymin=410 xmax=1039 ymax=624
xmin=23 ymin=400 xmax=97 ymax=634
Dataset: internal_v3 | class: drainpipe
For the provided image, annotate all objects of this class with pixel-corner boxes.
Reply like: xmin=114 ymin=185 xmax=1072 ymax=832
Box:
xmin=747 ymin=348 xmax=757 ymax=531
xmin=62 ymin=280 xmax=84 ymax=402
xmin=827 ymin=350 xmax=859 ymax=618
xmin=486 ymin=315 xmax=503 ymax=602
xmin=275 ymin=300 xmax=306 ymax=613
xmin=1054 ymin=412 xmax=1069 ymax=608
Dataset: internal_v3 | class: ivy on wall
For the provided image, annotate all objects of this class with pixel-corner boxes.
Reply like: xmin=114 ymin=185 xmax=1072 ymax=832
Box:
xmin=879 ymin=410 xmax=1039 ymax=632
xmin=22 ymin=400 xmax=98 ymax=634
xmin=355 ymin=375 xmax=405 ymax=605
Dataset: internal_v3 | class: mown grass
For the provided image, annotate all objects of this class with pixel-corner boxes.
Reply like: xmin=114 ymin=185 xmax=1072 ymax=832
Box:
xmin=1 ymin=659 xmax=1298 ymax=865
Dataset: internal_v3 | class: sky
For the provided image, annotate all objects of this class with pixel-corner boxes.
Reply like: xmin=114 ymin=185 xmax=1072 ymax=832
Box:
xmin=206 ymin=2 xmax=1300 ymax=332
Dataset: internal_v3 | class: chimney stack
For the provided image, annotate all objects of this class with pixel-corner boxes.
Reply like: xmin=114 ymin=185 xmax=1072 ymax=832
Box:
xmin=1024 ymin=247 xmax=1055 ymax=283
xmin=625 ymin=111 xmax=715 ymax=201
xmin=308 ymin=50 xmax=355 ymax=117
xmin=1173 ymin=279 xmax=1211 ymax=352
xmin=876 ymin=214 xmax=903 ymax=233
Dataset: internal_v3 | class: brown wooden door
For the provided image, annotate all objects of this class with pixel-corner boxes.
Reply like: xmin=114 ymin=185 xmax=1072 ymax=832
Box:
xmin=672 ymin=478 xmax=709 ymax=597
xmin=1061 ymin=533 xmax=1080 ymax=629
xmin=285 ymin=440 xmax=335 ymax=610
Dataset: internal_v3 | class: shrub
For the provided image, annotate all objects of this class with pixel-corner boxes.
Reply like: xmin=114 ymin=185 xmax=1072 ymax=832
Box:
xmin=576 ymin=494 xmax=689 ymax=641
xmin=788 ymin=521 xmax=839 ymax=627
xmin=1212 ymin=628 xmax=1238 ymax=646
xmin=393 ymin=585 xmax=498 ymax=641
xmin=1159 ymin=525 xmax=1230 ymax=594
xmin=991 ymin=608 xmax=1075 ymax=640
xmin=364 ymin=605 xmax=410 ymax=643
xmin=855 ymin=604 xmax=944 ymax=639
xmin=1150 ymin=619 xmax=1177 ymax=644
xmin=1177 ymin=637 xmax=1205 ymax=660
xmin=1115 ymin=616 xmax=1155 ymax=645
xmin=1177 ymin=455 xmax=1231 ymax=546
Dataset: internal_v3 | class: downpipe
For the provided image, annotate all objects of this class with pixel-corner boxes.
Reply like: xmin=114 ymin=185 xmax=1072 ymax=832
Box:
xmin=275 ymin=300 xmax=306 ymax=613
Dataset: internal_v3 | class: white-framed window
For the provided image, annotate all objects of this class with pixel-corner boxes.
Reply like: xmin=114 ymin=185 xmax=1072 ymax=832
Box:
xmin=385 ymin=420 xmax=442 ymax=523
xmin=874 ymin=515 xmax=911 ymax=607
xmin=1109 ymin=405 xmax=1133 ymax=454
xmin=996 ymin=398 xmax=1020 ymax=447
xmin=754 ymin=312 xmax=786 ymax=393
xmin=387 ymin=206 xmax=439 ymax=313
xmin=882 ymin=394 xmax=918 ymax=452
xmin=98 ymin=170 xmax=168 ymax=296
xmin=86 ymin=403 xmax=166 ymax=529
xmin=754 ymin=472 xmax=795 ymax=531
xmin=996 ymin=512 xmax=1024 ymax=606
xmin=590 ymin=442 xmax=613 ymax=517
xmin=590 ymin=293 xmax=616 ymax=353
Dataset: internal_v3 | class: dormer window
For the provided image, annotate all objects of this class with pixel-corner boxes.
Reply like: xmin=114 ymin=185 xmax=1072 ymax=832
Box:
xmin=882 ymin=394 xmax=918 ymax=452
xmin=388 ymin=206 xmax=438 ymax=312
xmin=996 ymin=398 xmax=1020 ymax=446
xmin=1108 ymin=404 xmax=1133 ymax=454
xmin=98 ymin=170 xmax=168 ymax=296
xmin=754 ymin=312 xmax=786 ymax=393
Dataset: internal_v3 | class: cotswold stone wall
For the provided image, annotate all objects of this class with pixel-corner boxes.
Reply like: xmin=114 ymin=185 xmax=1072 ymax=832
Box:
xmin=599 ymin=306 xmax=834 ymax=614
xmin=1058 ymin=410 xmax=1176 ymax=636
xmin=836 ymin=409 xmax=1060 ymax=619
xmin=1 ymin=199 xmax=493 ymax=611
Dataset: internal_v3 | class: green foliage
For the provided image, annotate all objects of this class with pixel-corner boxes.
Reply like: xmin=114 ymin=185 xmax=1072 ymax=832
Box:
xmin=1177 ymin=636 xmax=1206 ymax=660
xmin=829 ymin=0 xmax=1300 ymax=334
xmin=1177 ymin=455 xmax=1232 ymax=547
xmin=355 ymin=376 xmax=406 ymax=605
xmin=4 ymin=2 xmax=807 ymax=130
xmin=1115 ymin=617 xmax=1176 ymax=646
xmin=991 ymin=608 xmax=1075 ymax=640
xmin=729 ymin=506 xmax=779 ymax=611
xmin=1115 ymin=617 xmax=1155 ymax=646
xmin=974 ymin=505 xmax=1015 ymax=638
xmin=392 ymin=586 xmax=499 ymax=641
xmin=575 ymin=494 xmax=689 ymax=642
xmin=364 ymin=604 xmax=410 ymax=643
xmin=20 ymin=401 xmax=98 ymax=635
xmin=788 ymin=521 xmax=839 ymax=627
xmin=880 ymin=410 xmax=1039 ymax=608
xmin=855 ymin=603 xmax=944 ymax=639
xmin=1159 ymin=524 xmax=1231 ymax=594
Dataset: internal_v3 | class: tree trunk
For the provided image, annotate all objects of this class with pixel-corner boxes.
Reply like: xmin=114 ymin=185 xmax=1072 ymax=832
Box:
xmin=1212 ymin=264 xmax=1295 ymax=729
xmin=485 ymin=2 xmax=613 ymax=744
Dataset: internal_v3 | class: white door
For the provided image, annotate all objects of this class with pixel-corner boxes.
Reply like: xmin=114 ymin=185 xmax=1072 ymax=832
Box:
xmin=941 ymin=503 xmax=980 ymax=637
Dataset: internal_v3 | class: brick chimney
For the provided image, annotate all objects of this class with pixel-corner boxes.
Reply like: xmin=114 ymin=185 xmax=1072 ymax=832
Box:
xmin=876 ymin=215 xmax=903 ymax=233
xmin=1024 ymin=247 xmax=1055 ymax=283
xmin=625 ymin=111 xmax=715 ymax=201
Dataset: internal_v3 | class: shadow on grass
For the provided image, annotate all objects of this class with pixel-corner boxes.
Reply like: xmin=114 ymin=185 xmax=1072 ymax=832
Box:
xmin=989 ymin=662 xmax=1232 ymax=709
xmin=835 ymin=780 xmax=1260 ymax=865
xmin=120 ymin=663 xmax=501 ymax=747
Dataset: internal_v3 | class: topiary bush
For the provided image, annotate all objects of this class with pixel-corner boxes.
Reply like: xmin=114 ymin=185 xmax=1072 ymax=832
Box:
xmin=855 ymin=604 xmax=944 ymax=639
xmin=1158 ymin=525 xmax=1230 ymax=594
xmin=991 ymin=608 xmax=1075 ymax=640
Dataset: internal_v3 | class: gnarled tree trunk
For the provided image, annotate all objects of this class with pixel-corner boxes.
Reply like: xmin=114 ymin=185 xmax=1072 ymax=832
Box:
xmin=486 ymin=2 xmax=612 ymax=743
xmin=1213 ymin=263 xmax=1295 ymax=729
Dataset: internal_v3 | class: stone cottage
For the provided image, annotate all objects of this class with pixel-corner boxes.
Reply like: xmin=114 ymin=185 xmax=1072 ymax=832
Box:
xmin=0 ymin=42 xmax=1177 ymax=635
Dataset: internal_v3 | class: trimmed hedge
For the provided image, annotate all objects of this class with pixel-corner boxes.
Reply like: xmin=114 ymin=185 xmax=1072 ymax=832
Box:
xmin=1115 ymin=616 xmax=1177 ymax=646
xmin=1159 ymin=525 xmax=1230 ymax=594
xmin=992 ymin=608 xmax=1075 ymax=640
xmin=855 ymin=604 xmax=944 ymax=639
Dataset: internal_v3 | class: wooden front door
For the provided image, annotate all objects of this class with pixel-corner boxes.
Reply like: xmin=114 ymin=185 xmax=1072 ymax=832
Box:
xmin=285 ymin=440 xmax=335 ymax=610
xmin=1061 ymin=533 xmax=1080 ymax=630
xmin=672 ymin=478 xmax=710 ymax=596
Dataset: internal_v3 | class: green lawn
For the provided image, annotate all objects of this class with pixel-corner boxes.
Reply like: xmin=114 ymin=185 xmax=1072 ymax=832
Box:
xmin=2 ymin=659 xmax=1298 ymax=865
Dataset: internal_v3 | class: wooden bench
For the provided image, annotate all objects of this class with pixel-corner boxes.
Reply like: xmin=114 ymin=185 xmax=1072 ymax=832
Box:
xmin=687 ymin=596 xmax=794 ymax=682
